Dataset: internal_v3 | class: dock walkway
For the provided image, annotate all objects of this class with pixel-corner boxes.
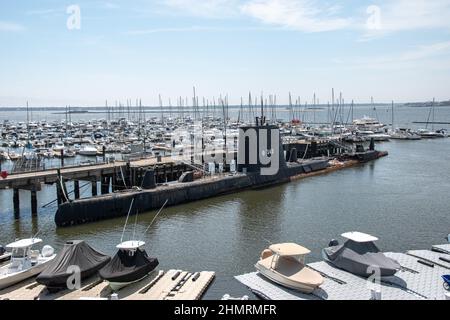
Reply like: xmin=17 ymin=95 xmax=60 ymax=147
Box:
xmin=0 ymin=269 xmax=215 ymax=300
xmin=235 ymin=244 xmax=450 ymax=300
xmin=0 ymin=156 xmax=175 ymax=190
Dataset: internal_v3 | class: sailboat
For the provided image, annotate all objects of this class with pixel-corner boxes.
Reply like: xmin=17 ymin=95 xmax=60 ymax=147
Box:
xmin=417 ymin=98 xmax=447 ymax=138
xmin=0 ymin=238 xmax=56 ymax=290
xmin=99 ymin=199 xmax=167 ymax=291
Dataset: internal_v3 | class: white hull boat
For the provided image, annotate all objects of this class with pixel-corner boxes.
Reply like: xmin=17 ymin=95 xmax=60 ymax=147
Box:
xmin=108 ymin=272 xmax=152 ymax=292
xmin=255 ymin=243 xmax=323 ymax=293
xmin=0 ymin=239 xmax=56 ymax=290
xmin=78 ymin=145 xmax=98 ymax=156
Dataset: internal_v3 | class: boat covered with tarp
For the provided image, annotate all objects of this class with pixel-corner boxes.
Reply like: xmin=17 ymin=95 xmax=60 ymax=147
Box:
xmin=99 ymin=241 xmax=159 ymax=291
xmin=322 ymin=232 xmax=400 ymax=277
xmin=36 ymin=240 xmax=111 ymax=288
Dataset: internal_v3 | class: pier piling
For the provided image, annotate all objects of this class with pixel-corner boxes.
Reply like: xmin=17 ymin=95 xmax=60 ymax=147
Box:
xmin=60 ymin=149 xmax=64 ymax=167
xmin=91 ymin=180 xmax=98 ymax=197
xmin=13 ymin=188 xmax=20 ymax=218
xmin=74 ymin=180 xmax=80 ymax=199
xmin=30 ymin=188 xmax=37 ymax=216
xmin=101 ymin=176 xmax=110 ymax=194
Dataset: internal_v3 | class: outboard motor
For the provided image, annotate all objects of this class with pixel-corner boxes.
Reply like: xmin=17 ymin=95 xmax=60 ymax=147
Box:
xmin=328 ymin=239 xmax=339 ymax=247
xmin=0 ymin=245 xmax=5 ymax=255
xmin=41 ymin=245 xmax=55 ymax=258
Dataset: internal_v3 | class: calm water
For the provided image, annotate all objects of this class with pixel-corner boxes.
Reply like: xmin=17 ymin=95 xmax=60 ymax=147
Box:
xmin=0 ymin=106 xmax=450 ymax=299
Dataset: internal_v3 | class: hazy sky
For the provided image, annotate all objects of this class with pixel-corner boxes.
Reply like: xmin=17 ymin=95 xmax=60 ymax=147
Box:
xmin=1 ymin=0 xmax=450 ymax=106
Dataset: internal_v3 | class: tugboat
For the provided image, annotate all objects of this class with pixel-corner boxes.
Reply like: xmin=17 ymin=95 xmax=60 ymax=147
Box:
xmin=255 ymin=243 xmax=324 ymax=293
xmin=322 ymin=231 xmax=400 ymax=277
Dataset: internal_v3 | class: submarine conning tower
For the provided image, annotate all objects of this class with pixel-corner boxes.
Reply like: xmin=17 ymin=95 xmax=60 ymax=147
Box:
xmin=237 ymin=116 xmax=287 ymax=175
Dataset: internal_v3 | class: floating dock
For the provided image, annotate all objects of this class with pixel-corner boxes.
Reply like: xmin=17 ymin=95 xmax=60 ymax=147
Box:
xmin=235 ymin=244 xmax=450 ymax=300
xmin=0 ymin=269 xmax=215 ymax=300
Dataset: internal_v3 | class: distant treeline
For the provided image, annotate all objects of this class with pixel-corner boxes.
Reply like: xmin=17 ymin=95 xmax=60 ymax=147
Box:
xmin=0 ymin=103 xmax=403 ymax=111
xmin=404 ymin=100 xmax=450 ymax=107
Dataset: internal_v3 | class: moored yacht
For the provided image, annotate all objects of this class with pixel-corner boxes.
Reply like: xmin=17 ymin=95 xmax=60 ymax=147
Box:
xmin=78 ymin=145 xmax=99 ymax=156
xmin=353 ymin=116 xmax=385 ymax=132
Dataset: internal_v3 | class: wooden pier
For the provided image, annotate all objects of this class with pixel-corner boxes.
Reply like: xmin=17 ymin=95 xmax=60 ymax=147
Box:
xmin=0 ymin=269 xmax=215 ymax=301
xmin=0 ymin=156 xmax=183 ymax=218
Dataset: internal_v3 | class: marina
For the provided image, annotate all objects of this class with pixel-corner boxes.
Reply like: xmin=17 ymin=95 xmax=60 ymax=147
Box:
xmin=0 ymin=107 xmax=447 ymax=299
xmin=0 ymin=104 xmax=449 ymax=301
xmin=1 ymin=2 xmax=450 ymax=312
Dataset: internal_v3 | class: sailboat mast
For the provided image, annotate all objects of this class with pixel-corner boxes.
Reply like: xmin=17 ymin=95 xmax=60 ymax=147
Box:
xmin=391 ymin=100 xmax=394 ymax=131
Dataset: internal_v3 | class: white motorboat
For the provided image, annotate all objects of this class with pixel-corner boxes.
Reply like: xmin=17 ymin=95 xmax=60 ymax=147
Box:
xmin=389 ymin=129 xmax=421 ymax=140
xmin=255 ymin=243 xmax=324 ymax=293
xmin=53 ymin=141 xmax=65 ymax=152
xmin=0 ymin=238 xmax=56 ymax=290
xmin=353 ymin=116 xmax=386 ymax=132
xmin=78 ymin=145 xmax=98 ymax=156
xmin=416 ymin=129 xmax=441 ymax=138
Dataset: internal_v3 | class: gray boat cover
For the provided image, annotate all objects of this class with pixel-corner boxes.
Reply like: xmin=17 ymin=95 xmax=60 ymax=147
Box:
xmin=323 ymin=240 xmax=400 ymax=277
xmin=36 ymin=240 xmax=111 ymax=288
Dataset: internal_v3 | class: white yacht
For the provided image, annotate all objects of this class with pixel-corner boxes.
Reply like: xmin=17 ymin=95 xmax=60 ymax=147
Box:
xmin=389 ymin=128 xmax=421 ymax=140
xmin=78 ymin=145 xmax=98 ymax=156
xmin=0 ymin=238 xmax=56 ymax=290
xmin=353 ymin=116 xmax=385 ymax=132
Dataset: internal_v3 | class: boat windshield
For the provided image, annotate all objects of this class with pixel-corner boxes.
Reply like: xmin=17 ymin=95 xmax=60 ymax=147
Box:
xmin=11 ymin=247 xmax=28 ymax=259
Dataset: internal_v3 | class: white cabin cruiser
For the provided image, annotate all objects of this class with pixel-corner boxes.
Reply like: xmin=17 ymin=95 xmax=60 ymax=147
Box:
xmin=353 ymin=116 xmax=385 ymax=132
xmin=255 ymin=243 xmax=324 ymax=293
xmin=78 ymin=145 xmax=98 ymax=156
xmin=0 ymin=238 xmax=56 ymax=290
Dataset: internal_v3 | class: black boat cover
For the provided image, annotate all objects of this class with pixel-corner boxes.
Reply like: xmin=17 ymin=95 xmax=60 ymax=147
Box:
xmin=99 ymin=249 xmax=158 ymax=283
xmin=36 ymin=240 xmax=111 ymax=288
xmin=323 ymin=240 xmax=400 ymax=277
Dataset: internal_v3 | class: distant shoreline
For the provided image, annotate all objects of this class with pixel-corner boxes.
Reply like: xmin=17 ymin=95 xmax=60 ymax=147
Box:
xmin=1 ymin=103 xmax=449 ymax=112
